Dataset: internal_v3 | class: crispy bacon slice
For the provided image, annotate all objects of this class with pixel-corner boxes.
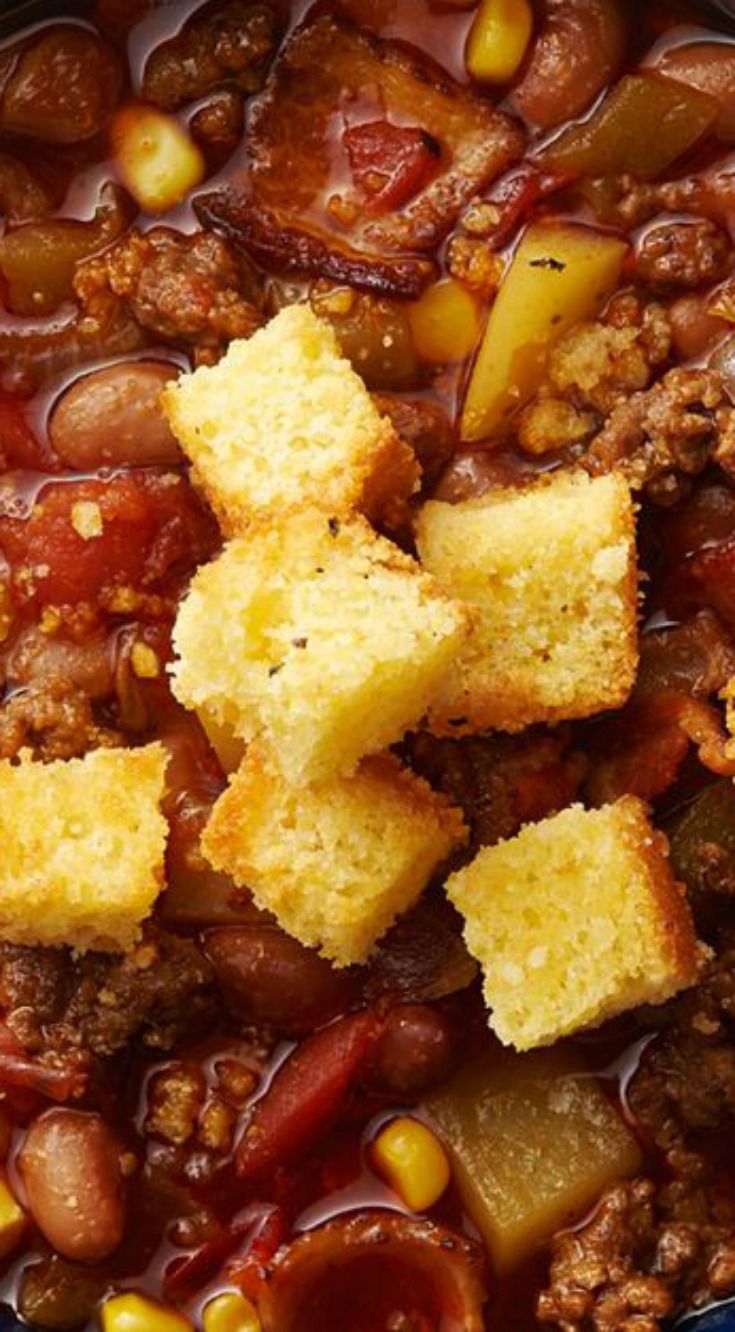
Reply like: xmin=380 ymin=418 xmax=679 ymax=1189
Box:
xmin=197 ymin=15 xmax=525 ymax=298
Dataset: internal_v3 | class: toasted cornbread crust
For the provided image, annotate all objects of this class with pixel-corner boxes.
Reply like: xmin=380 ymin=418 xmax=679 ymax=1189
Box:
xmin=203 ymin=747 xmax=467 ymax=966
xmin=171 ymin=509 xmax=469 ymax=782
xmin=415 ymin=470 xmax=639 ymax=734
xmin=0 ymin=744 xmax=168 ymax=953
xmin=446 ymin=796 xmax=705 ymax=1051
xmin=161 ymin=304 xmax=419 ymax=535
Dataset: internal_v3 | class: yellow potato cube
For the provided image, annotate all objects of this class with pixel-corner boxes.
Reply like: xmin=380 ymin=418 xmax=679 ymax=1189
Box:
xmin=460 ymin=222 xmax=627 ymax=441
xmin=426 ymin=1048 xmax=642 ymax=1271
xmin=465 ymin=0 xmax=534 ymax=84
xmin=112 ymin=106 xmax=204 ymax=214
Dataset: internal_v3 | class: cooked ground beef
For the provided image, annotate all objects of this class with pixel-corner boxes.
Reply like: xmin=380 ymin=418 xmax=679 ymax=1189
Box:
xmin=635 ymin=220 xmax=732 ymax=291
xmin=141 ymin=1 xmax=279 ymax=110
xmin=540 ymin=946 xmax=735 ymax=1329
xmin=584 ymin=367 xmax=735 ymax=504
xmin=0 ymin=681 xmax=119 ymax=761
xmin=407 ymin=730 xmax=585 ymax=851
xmin=371 ymin=393 xmax=454 ymax=489
xmin=0 ymin=927 xmax=215 ymax=1066
xmin=74 ymin=228 xmax=263 ymax=358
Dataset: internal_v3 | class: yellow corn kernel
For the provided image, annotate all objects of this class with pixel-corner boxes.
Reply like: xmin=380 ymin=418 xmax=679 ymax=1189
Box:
xmin=466 ymin=0 xmax=534 ymax=84
xmin=0 ymin=1176 xmax=25 ymax=1259
xmin=100 ymin=1292 xmax=193 ymax=1332
xmin=112 ymin=106 xmax=205 ymax=214
xmin=203 ymin=1291 xmax=262 ymax=1332
xmin=408 ymin=278 xmax=483 ymax=365
xmin=372 ymin=1116 xmax=451 ymax=1212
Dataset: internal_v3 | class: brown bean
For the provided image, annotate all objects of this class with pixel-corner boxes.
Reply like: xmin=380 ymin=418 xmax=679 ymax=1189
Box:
xmin=0 ymin=28 xmax=122 ymax=144
xmin=656 ymin=41 xmax=735 ymax=143
xmin=669 ymin=293 xmax=729 ymax=361
xmin=204 ymin=926 xmax=359 ymax=1033
xmin=367 ymin=1004 xmax=459 ymax=1095
xmin=510 ymin=0 xmax=626 ymax=130
xmin=19 ymin=1109 xmax=126 ymax=1262
xmin=49 ymin=361 xmax=182 ymax=469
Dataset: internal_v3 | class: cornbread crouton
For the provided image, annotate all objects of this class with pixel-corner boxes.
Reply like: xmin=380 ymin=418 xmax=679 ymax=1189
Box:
xmin=445 ymin=797 xmax=705 ymax=1050
xmin=415 ymin=470 xmax=638 ymax=734
xmin=161 ymin=305 xmax=419 ymax=533
xmin=203 ymin=748 xmax=467 ymax=966
xmin=172 ymin=510 xmax=469 ymax=782
xmin=0 ymin=744 xmax=168 ymax=953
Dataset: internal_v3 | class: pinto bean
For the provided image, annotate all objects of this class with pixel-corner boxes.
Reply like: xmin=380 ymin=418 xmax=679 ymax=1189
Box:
xmin=367 ymin=1004 xmax=459 ymax=1096
xmin=204 ymin=925 xmax=359 ymax=1033
xmin=49 ymin=361 xmax=182 ymax=469
xmin=669 ymin=293 xmax=729 ymax=362
xmin=656 ymin=41 xmax=735 ymax=143
xmin=510 ymin=0 xmax=626 ymax=130
xmin=19 ymin=1109 xmax=126 ymax=1262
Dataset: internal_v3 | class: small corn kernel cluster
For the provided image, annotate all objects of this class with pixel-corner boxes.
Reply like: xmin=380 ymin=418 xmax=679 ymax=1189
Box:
xmin=111 ymin=106 xmax=205 ymax=213
xmin=372 ymin=1115 xmax=451 ymax=1212
xmin=101 ymin=1291 xmax=262 ymax=1332
xmin=465 ymin=0 xmax=534 ymax=83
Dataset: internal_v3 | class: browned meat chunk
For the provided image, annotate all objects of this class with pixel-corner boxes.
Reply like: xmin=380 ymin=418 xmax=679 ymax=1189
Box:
xmin=0 ymin=682 xmax=118 ymax=761
xmin=74 ymin=228 xmax=263 ymax=358
xmin=372 ymin=393 xmax=454 ymax=487
xmin=142 ymin=2 xmax=279 ymax=110
xmin=635 ymin=220 xmax=731 ymax=291
xmin=0 ymin=928 xmax=214 ymax=1068
xmin=407 ymin=730 xmax=585 ymax=852
xmin=583 ymin=367 xmax=735 ymax=503
xmin=197 ymin=16 xmax=525 ymax=298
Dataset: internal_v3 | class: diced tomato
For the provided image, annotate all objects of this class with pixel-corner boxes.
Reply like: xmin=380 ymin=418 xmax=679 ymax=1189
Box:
xmin=0 ymin=1023 xmax=87 ymax=1103
xmin=0 ymin=471 xmax=218 ymax=610
xmin=344 ymin=120 xmax=440 ymax=213
xmin=481 ymin=166 xmax=569 ymax=250
xmin=236 ymin=1011 xmax=383 ymax=1183
xmin=0 ymin=391 xmax=48 ymax=470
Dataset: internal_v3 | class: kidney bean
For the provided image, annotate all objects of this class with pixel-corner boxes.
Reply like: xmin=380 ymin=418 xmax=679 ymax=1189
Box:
xmin=204 ymin=926 xmax=359 ymax=1033
xmin=19 ymin=1109 xmax=127 ymax=1262
xmin=49 ymin=361 xmax=182 ymax=470
xmin=367 ymin=1004 xmax=459 ymax=1096
xmin=510 ymin=0 xmax=626 ymax=130
xmin=0 ymin=28 xmax=122 ymax=144
xmin=656 ymin=41 xmax=735 ymax=142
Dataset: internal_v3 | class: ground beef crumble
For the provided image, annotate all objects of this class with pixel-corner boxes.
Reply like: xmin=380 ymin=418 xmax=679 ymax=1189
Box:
xmin=539 ymin=947 xmax=735 ymax=1329
xmin=0 ymin=927 xmax=215 ymax=1068
xmin=634 ymin=220 xmax=732 ymax=292
xmin=74 ymin=227 xmax=263 ymax=360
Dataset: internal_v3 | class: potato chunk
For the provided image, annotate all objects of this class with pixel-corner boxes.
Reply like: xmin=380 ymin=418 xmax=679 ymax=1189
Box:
xmin=460 ymin=222 xmax=627 ymax=442
xmin=426 ymin=1048 xmax=642 ymax=1272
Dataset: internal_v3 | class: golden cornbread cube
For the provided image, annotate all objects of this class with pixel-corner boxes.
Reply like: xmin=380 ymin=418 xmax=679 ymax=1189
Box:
xmin=172 ymin=510 xmax=469 ymax=782
xmin=446 ymin=797 xmax=705 ymax=1050
xmin=426 ymin=1048 xmax=642 ymax=1272
xmin=203 ymin=748 xmax=467 ymax=966
xmin=0 ymin=744 xmax=168 ymax=953
xmin=415 ymin=470 xmax=638 ymax=734
xmin=161 ymin=304 xmax=419 ymax=534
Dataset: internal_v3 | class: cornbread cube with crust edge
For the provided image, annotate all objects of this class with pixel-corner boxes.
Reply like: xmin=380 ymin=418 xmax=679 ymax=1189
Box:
xmin=160 ymin=304 xmax=419 ymax=535
xmin=203 ymin=746 xmax=468 ymax=966
xmin=415 ymin=469 xmax=638 ymax=735
xmin=445 ymin=796 xmax=706 ymax=1051
xmin=0 ymin=744 xmax=168 ymax=954
xmin=171 ymin=509 xmax=470 ymax=782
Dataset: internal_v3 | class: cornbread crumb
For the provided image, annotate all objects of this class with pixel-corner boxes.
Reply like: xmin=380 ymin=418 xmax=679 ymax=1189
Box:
xmin=445 ymin=797 xmax=705 ymax=1050
xmin=70 ymin=500 xmax=103 ymax=540
xmin=203 ymin=748 xmax=467 ymax=966
xmin=0 ymin=744 xmax=169 ymax=953
xmin=161 ymin=304 xmax=419 ymax=533
xmin=415 ymin=470 xmax=638 ymax=734
xmin=172 ymin=510 xmax=468 ymax=782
